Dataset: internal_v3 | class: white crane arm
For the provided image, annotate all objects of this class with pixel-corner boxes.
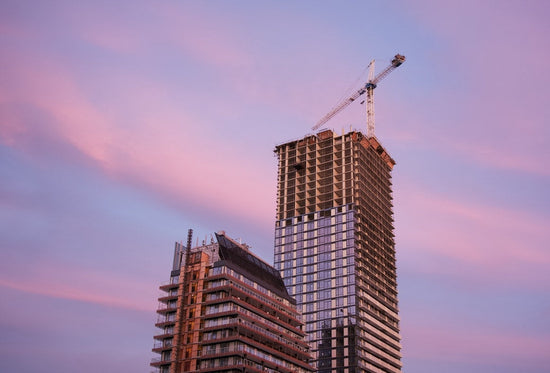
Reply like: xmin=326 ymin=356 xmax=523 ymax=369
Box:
xmin=312 ymin=87 xmax=366 ymax=131
xmin=311 ymin=54 xmax=405 ymax=133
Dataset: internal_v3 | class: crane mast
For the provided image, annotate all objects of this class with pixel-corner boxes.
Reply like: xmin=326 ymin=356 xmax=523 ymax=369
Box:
xmin=366 ymin=60 xmax=376 ymax=138
xmin=312 ymin=54 xmax=405 ymax=138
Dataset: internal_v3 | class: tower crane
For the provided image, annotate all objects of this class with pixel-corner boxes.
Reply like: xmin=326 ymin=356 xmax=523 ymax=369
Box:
xmin=312 ymin=54 xmax=405 ymax=138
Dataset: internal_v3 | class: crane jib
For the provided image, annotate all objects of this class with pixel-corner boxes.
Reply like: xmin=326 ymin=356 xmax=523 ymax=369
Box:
xmin=311 ymin=53 xmax=405 ymax=134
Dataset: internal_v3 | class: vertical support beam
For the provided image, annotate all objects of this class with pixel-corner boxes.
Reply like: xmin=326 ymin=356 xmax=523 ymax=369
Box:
xmin=171 ymin=229 xmax=193 ymax=373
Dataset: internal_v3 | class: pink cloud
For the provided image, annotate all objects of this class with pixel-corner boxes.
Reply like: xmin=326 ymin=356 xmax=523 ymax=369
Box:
xmin=402 ymin=300 xmax=550 ymax=366
xmin=451 ymin=141 xmax=549 ymax=177
xmin=0 ymin=2 xmax=300 ymax=233
xmin=399 ymin=186 xmax=548 ymax=262
xmin=81 ymin=26 xmax=141 ymax=55
xmin=144 ymin=2 xmax=362 ymax=132
xmin=73 ymin=2 xmax=252 ymax=64
xmin=403 ymin=320 xmax=549 ymax=362
xmin=0 ymin=264 xmax=155 ymax=313
xmin=395 ymin=181 xmax=550 ymax=289
xmin=0 ymin=53 xmax=115 ymax=164
xmin=69 ymin=0 xmax=330 ymax=139
xmin=150 ymin=3 xmax=253 ymax=68
xmin=0 ymin=44 xmax=275 ymax=229
xmin=389 ymin=1 xmax=550 ymax=177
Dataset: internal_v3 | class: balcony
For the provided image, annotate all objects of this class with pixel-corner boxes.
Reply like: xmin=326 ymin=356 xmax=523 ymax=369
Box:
xmin=150 ymin=356 xmax=172 ymax=367
xmin=155 ymin=314 xmax=176 ymax=327
xmin=159 ymin=282 xmax=179 ymax=291
xmin=158 ymin=293 xmax=178 ymax=302
xmin=203 ymin=282 xmax=300 ymax=327
xmin=152 ymin=339 xmax=173 ymax=352
xmin=156 ymin=302 xmax=177 ymax=314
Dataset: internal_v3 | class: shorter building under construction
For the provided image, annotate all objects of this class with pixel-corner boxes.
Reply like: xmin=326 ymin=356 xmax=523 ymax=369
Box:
xmin=151 ymin=230 xmax=314 ymax=373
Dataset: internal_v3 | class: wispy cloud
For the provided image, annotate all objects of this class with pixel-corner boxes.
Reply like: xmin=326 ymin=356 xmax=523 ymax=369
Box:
xmin=1 ymin=2 xmax=549 ymax=373
xmin=396 ymin=182 xmax=550 ymax=290
xmin=404 ymin=321 xmax=550 ymax=362
xmin=1 ymin=52 xmax=115 ymax=164
xmin=389 ymin=1 xmax=550 ymax=177
xmin=0 ymin=265 xmax=155 ymax=313
xmin=0 ymin=41 xmax=275 ymax=228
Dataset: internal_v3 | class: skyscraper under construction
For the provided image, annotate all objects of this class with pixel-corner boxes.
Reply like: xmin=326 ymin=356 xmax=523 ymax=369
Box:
xmin=274 ymin=129 xmax=402 ymax=372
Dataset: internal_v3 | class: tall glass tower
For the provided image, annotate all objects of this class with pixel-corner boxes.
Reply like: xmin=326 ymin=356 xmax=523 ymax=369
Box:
xmin=274 ymin=129 xmax=402 ymax=373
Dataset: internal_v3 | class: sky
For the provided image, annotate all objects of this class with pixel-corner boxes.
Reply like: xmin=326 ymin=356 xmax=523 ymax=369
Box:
xmin=1 ymin=0 xmax=549 ymax=372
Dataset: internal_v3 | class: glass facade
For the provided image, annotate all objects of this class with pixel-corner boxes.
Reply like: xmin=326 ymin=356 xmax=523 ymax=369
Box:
xmin=274 ymin=206 xmax=358 ymax=373
xmin=274 ymin=130 xmax=402 ymax=372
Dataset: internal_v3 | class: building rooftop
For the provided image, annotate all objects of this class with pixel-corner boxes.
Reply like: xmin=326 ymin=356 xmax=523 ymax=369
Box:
xmin=215 ymin=232 xmax=294 ymax=304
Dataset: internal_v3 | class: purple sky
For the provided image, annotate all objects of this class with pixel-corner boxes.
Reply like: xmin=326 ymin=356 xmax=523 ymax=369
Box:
xmin=1 ymin=1 xmax=549 ymax=372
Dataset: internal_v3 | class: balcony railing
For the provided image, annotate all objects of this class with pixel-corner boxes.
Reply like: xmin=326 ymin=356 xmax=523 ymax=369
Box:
xmin=204 ymin=302 xmax=304 ymax=340
xmin=205 ymin=281 xmax=299 ymax=324
xmin=156 ymin=314 xmax=176 ymax=324
xmin=150 ymin=356 xmax=172 ymax=365
xmin=202 ymin=317 xmax=308 ymax=354
xmin=153 ymin=340 xmax=173 ymax=349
